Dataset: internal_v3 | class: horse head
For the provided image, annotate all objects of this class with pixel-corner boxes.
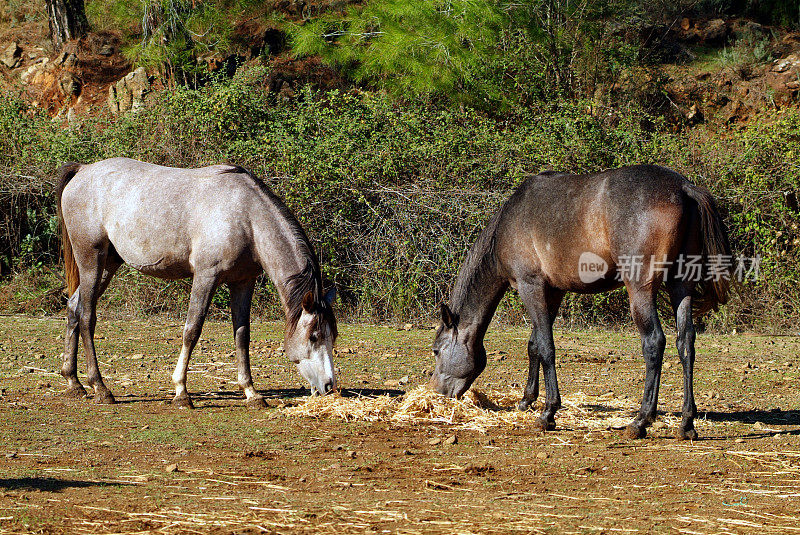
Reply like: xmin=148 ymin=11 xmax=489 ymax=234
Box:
xmin=285 ymin=287 xmax=338 ymax=395
xmin=430 ymin=303 xmax=486 ymax=398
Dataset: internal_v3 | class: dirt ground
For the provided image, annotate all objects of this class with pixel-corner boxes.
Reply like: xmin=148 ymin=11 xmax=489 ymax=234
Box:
xmin=1 ymin=314 xmax=799 ymax=534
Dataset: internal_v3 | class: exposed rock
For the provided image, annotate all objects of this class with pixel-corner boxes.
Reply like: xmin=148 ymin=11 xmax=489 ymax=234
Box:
xmin=703 ymin=19 xmax=728 ymax=44
xmin=1 ymin=42 xmax=22 ymax=69
xmin=20 ymin=58 xmax=49 ymax=84
xmin=130 ymin=67 xmax=148 ymax=111
xmin=774 ymin=32 xmax=800 ymax=58
xmin=66 ymin=107 xmax=78 ymax=126
xmin=26 ymin=47 xmax=45 ymax=61
xmin=763 ymin=54 xmax=800 ymax=108
xmin=59 ymin=72 xmax=81 ymax=96
xmin=115 ymin=77 xmax=132 ymax=112
xmin=722 ymin=98 xmax=750 ymax=123
xmin=129 ymin=67 xmax=147 ymax=89
xmin=108 ymin=66 xmax=150 ymax=114
xmin=107 ymin=83 xmax=119 ymax=114
xmin=56 ymin=50 xmax=79 ymax=69
xmin=766 ymin=73 xmax=799 ymax=108
xmin=772 ymin=54 xmax=800 ymax=73
xmin=686 ymin=104 xmax=704 ymax=124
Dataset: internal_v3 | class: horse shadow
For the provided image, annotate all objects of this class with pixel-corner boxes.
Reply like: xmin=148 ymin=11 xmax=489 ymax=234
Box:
xmin=546 ymin=401 xmax=800 ymax=439
xmin=701 ymin=408 xmax=800 ymax=426
xmin=0 ymin=477 xmax=129 ymax=492
xmin=693 ymin=408 xmax=800 ymax=440
xmin=257 ymin=387 xmax=405 ymax=399
xmin=105 ymin=388 xmax=310 ymax=406
xmin=565 ymin=402 xmax=800 ymax=428
xmin=106 ymin=386 xmax=406 ymax=408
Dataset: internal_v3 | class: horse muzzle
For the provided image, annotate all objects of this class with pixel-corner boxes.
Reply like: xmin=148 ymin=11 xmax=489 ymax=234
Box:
xmin=429 ymin=372 xmax=470 ymax=399
xmin=297 ymin=359 xmax=337 ymax=396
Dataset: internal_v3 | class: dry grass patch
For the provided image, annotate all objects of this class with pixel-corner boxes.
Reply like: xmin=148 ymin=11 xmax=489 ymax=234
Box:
xmin=275 ymin=386 xmax=684 ymax=433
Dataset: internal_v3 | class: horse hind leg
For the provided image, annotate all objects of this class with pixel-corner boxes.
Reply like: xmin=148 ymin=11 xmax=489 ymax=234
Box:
xmin=229 ymin=279 xmax=266 ymax=408
xmin=669 ymin=281 xmax=698 ymax=440
xmin=61 ymin=289 xmax=87 ymax=398
xmin=75 ymin=246 xmax=122 ymax=404
xmin=517 ymin=335 xmax=541 ymax=412
xmin=62 ymin=252 xmax=121 ymax=400
xmin=172 ymin=274 xmax=217 ymax=409
xmin=625 ymin=285 xmax=667 ymax=439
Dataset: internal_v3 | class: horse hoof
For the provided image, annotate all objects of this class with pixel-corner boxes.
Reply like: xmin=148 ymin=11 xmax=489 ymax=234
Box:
xmin=677 ymin=427 xmax=698 ymax=441
xmin=533 ymin=417 xmax=555 ymax=431
xmin=246 ymin=397 xmax=268 ymax=409
xmin=63 ymin=385 xmax=87 ymax=399
xmin=625 ymin=423 xmax=647 ymax=439
xmin=172 ymin=395 xmax=195 ymax=409
xmin=94 ymin=391 xmax=116 ymax=404
xmin=517 ymin=399 xmax=534 ymax=412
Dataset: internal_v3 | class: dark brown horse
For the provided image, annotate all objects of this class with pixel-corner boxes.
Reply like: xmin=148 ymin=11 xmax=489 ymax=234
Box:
xmin=431 ymin=165 xmax=731 ymax=439
xmin=57 ymin=158 xmax=337 ymax=408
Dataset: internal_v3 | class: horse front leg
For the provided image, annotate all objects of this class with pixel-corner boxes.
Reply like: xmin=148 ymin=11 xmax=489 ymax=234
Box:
xmin=518 ymin=281 xmax=564 ymax=430
xmin=172 ymin=274 xmax=217 ymax=409
xmin=626 ymin=287 xmax=666 ymax=439
xmin=229 ymin=279 xmax=266 ymax=408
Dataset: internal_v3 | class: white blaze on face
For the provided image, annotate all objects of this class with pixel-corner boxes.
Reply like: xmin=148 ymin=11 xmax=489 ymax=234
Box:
xmin=287 ymin=310 xmax=336 ymax=395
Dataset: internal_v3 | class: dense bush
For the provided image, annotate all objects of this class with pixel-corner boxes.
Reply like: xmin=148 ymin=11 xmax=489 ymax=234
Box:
xmin=1 ymin=70 xmax=798 ymax=330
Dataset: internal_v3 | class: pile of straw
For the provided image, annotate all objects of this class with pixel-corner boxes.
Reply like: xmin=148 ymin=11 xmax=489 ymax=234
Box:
xmin=278 ymin=386 xmax=681 ymax=433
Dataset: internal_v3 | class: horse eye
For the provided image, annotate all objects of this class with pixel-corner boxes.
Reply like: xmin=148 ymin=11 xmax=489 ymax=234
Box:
xmin=309 ymin=334 xmax=318 ymax=344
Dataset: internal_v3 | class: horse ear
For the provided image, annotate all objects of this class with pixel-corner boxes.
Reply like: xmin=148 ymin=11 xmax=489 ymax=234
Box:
xmin=440 ymin=303 xmax=458 ymax=329
xmin=323 ymin=287 xmax=336 ymax=305
xmin=302 ymin=290 xmax=315 ymax=313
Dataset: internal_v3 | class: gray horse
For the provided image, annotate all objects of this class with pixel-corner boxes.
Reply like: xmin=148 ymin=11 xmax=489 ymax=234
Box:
xmin=432 ymin=165 xmax=731 ymax=440
xmin=56 ymin=157 xmax=337 ymax=408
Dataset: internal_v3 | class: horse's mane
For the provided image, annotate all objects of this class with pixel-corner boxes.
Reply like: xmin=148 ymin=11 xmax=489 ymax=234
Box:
xmin=218 ymin=165 xmax=336 ymax=337
xmin=451 ymin=174 xmax=555 ymax=313
xmin=449 ymin=191 xmax=517 ymax=313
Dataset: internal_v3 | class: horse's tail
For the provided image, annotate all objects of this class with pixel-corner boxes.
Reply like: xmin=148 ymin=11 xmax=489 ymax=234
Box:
xmin=56 ymin=162 xmax=82 ymax=296
xmin=682 ymin=182 xmax=732 ymax=316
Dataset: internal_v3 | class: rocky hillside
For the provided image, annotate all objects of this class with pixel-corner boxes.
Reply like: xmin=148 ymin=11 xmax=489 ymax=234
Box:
xmin=662 ymin=18 xmax=800 ymax=124
xmin=1 ymin=10 xmax=798 ymax=127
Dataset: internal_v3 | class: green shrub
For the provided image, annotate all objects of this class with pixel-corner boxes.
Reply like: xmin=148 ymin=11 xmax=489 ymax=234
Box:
xmin=1 ymin=73 xmax=798 ymax=331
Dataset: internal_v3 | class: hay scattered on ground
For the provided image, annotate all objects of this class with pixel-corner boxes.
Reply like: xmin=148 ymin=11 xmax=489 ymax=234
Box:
xmin=277 ymin=386 xmax=683 ymax=433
